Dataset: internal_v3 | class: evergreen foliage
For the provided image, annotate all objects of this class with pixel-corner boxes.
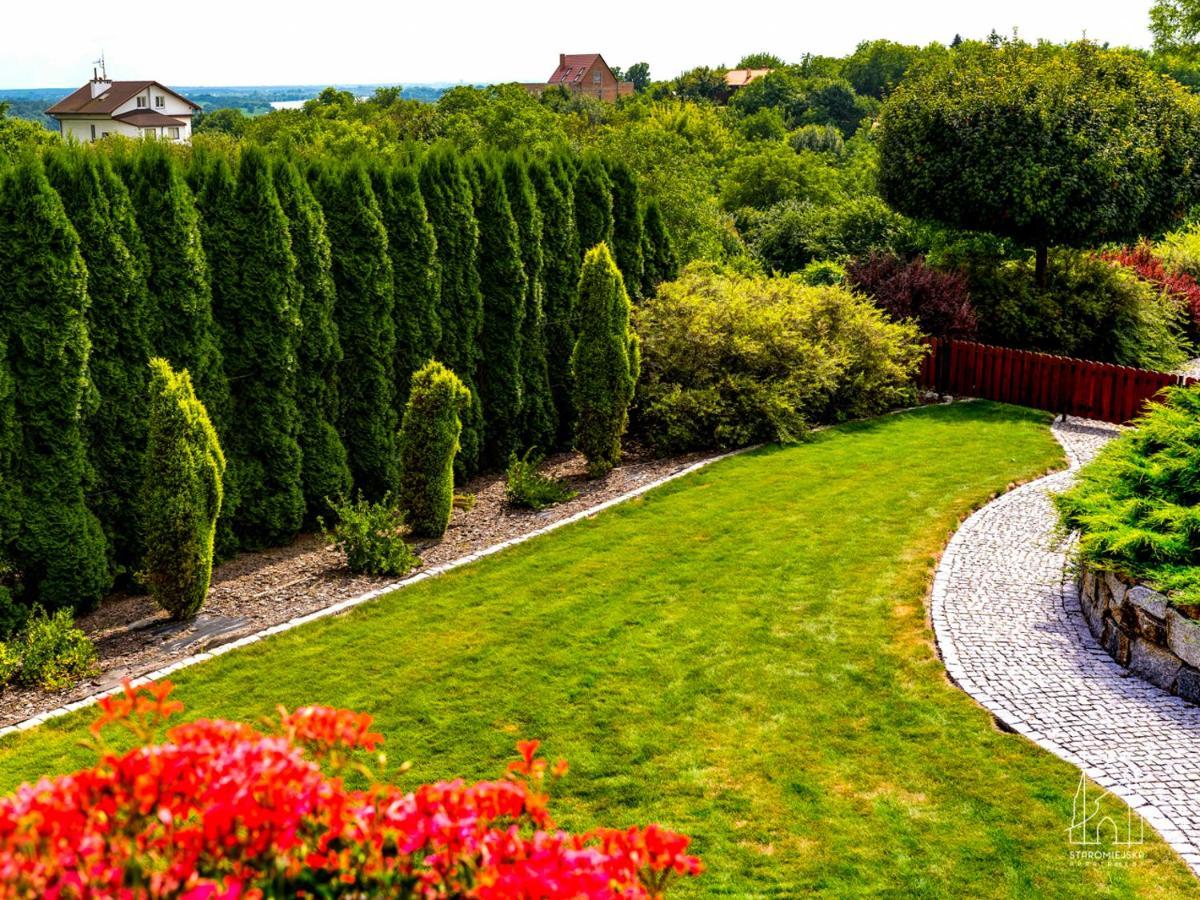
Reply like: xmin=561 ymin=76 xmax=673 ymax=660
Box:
xmin=273 ymin=158 xmax=352 ymax=523
xmin=502 ymin=156 xmax=556 ymax=453
xmin=371 ymin=164 xmax=440 ymax=411
xmin=471 ymin=157 xmax=527 ymax=468
xmin=418 ymin=148 xmax=484 ymax=477
xmin=571 ymin=243 xmax=639 ymax=477
xmin=397 ymin=360 xmax=471 ymax=538
xmin=604 ymin=159 xmax=645 ymax=300
xmin=573 ymin=155 xmax=614 ymax=256
xmin=529 ymin=158 xmax=580 ymax=448
xmin=213 ymin=146 xmax=305 ymax=547
xmin=0 ymin=157 xmax=111 ymax=611
xmin=139 ymin=358 xmax=226 ymax=620
xmin=640 ymin=198 xmax=678 ymax=296
xmin=313 ymin=161 xmax=398 ymax=501
xmin=44 ymin=147 xmax=151 ymax=577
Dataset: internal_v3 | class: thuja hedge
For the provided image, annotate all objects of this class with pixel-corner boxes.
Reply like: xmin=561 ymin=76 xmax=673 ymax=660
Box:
xmin=0 ymin=140 xmax=671 ymax=613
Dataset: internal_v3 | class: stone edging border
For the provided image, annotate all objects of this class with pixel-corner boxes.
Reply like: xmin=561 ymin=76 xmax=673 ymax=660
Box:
xmin=1079 ymin=566 xmax=1200 ymax=703
xmin=0 ymin=445 xmax=754 ymax=740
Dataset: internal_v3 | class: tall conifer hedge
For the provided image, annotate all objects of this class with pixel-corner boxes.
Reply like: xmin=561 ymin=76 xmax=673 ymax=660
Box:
xmin=314 ymin=161 xmax=398 ymax=501
xmin=0 ymin=158 xmax=111 ymax=610
xmin=573 ymin=155 xmax=614 ymax=256
xmin=419 ymin=149 xmax=484 ymax=477
xmin=605 ymin=159 xmax=645 ymax=301
xmin=640 ymin=198 xmax=678 ymax=296
xmin=273 ymin=159 xmax=352 ymax=522
xmin=45 ymin=148 xmax=151 ymax=577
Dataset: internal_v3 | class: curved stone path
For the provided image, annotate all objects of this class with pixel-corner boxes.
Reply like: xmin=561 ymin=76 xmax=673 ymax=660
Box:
xmin=932 ymin=416 xmax=1200 ymax=875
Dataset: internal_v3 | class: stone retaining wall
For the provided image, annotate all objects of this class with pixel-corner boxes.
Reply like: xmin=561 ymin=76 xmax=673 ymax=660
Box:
xmin=1080 ymin=566 xmax=1200 ymax=703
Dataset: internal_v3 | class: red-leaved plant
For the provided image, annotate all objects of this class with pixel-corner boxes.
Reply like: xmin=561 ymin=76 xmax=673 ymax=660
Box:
xmin=1102 ymin=241 xmax=1200 ymax=333
xmin=845 ymin=253 xmax=978 ymax=341
xmin=0 ymin=681 xmax=702 ymax=898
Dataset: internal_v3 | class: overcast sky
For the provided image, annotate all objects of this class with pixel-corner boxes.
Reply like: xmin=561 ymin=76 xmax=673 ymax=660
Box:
xmin=1 ymin=0 xmax=1156 ymax=89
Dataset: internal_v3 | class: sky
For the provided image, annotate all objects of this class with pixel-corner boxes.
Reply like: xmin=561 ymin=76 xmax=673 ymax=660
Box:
xmin=0 ymin=0 xmax=1157 ymax=90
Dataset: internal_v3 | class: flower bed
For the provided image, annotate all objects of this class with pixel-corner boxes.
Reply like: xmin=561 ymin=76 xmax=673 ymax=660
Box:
xmin=0 ymin=681 xmax=701 ymax=897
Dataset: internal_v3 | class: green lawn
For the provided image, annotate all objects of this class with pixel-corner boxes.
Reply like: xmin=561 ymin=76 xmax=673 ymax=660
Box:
xmin=1 ymin=403 xmax=1195 ymax=897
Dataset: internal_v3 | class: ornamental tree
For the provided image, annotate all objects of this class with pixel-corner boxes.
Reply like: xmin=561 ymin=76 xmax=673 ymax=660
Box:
xmin=502 ymin=155 xmax=556 ymax=453
xmin=877 ymin=41 xmax=1200 ymax=285
xmin=529 ymin=158 xmax=580 ymax=448
xmin=44 ymin=148 xmax=152 ymax=577
xmin=273 ymin=158 xmax=352 ymax=523
xmin=313 ymin=161 xmax=399 ymax=501
xmin=419 ymin=148 xmax=484 ymax=477
xmin=397 ymin=360 xmax=471 ymax=538
xmin=571 ymin=243 xmax=640 ymax=477
xmin=0 ymin=158 xmax=111 ymax=610
xmin=472 ymin=157 xmax=527 ymax=469
xmin=573 ymin=155 xmax=614 ymax=256
xmin=139 ymin=359 xmax=225 ymax=620
xmin=605 ymin=158 xmax=645 ymax=301
xmin=371 ymin=164 xmax=441 ymax=411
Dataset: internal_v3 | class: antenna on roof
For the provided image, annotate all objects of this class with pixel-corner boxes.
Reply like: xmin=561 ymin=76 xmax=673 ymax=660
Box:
xmin=92 ymin=52 xmax=107 ymax=82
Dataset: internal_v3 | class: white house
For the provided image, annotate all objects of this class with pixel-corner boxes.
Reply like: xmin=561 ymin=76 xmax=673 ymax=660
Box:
xmin=46 ymin=78 xmax=199 ymax=143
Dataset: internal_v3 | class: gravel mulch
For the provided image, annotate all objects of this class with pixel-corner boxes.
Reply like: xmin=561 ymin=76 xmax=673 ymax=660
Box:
xmin=0 ymin=446 xmax=719 ymax=728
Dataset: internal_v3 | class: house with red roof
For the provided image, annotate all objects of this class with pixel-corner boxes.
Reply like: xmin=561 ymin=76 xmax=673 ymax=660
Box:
xmin=46 ymin=73 xmax=199 ymax=143
xmin=524 ymin=54 xmax=633 ymax=102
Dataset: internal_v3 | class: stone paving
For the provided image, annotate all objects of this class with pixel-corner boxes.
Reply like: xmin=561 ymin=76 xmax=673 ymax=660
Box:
xmin=932 ymin=416 xmax=1200 ymax=876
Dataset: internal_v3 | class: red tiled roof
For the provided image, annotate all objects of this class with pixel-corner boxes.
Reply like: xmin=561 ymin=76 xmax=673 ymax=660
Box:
xmin=724 ymin=68 xmax=772 ymax=88
xmin=46 ymin=80 xmax=199 ymax=116
xmin=548 ymin=54 xmax=606 ymax=85
xmin=113 ymin=109 xmax=189 ymax=128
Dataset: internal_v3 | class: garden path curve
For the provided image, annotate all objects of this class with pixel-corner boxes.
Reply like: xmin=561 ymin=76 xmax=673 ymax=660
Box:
xmin=932 ymin=416 xmax=1200 ymax=875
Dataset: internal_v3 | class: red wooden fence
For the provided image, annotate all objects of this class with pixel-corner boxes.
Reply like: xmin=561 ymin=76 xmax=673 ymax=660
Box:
xmin=917 ymin=339 xmax=1197 ymax=425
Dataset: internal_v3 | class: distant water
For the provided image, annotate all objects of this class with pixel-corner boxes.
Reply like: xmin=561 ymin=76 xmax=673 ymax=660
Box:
xmin=270 ymin=99 xmax=309 ymax=110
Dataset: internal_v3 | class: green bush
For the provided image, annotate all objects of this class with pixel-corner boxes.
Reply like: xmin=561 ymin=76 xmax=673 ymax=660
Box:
xmin=322 ymin=494 xmax=418 ymax=576
xmin=1159 ymin=225 xmax=1200 ymax=278
xmin=18 ymin=606 xmax=96 ymax=690
xmin=749 ymin=197 xmax=910 ymax=273
xmin=505 ymin=450 xmax=578 ymax=511
xmin=797 ymin=260 xmax=846 ymax=286
xmin=139 ymin=358 xmax=227 ymax=621
xmin=397 ymin=361 xmax=472 ymax=538
xmin=571 ymin=244 xmax=640 ymax=477
xmin=788 ymin=124 xmax=845 ymax=155
xmin=0 ymin=641 xmax=18 ymax=688
xmin=968 ymin=251 xmax=1190 ymax=370
xmin=634 ymin=264 xmax=923 ymax=454
xmin=1055 ymin=387 xmax=1200 ymax=606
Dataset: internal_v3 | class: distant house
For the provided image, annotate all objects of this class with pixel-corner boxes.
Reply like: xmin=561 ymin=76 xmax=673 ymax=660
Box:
xmin=524 ymin=54 xmax=634 ymax=102
xmin=723 ymin=68 xmax=772 ymax=91
xmin=46 ymin=76 xmax=199 ymax=143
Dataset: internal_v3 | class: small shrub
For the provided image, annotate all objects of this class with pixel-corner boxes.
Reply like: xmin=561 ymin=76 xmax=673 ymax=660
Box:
xmin=634 ymin=264 xmax=923 ymax=454
xmin=453 ymin=492 xmax=477 ymax=513
xmin=845 ymin=253 xmax=978 ymax=340
xmin=0 ymin=585 xmax=27 ymax=643
xmin=1056 ymin=387 xmax=1200 ymax=606
xmin=0 ymin=642 xmax=19 ymax=688
xmin=506 ymin=450 xmax=578 ymax=510
xmin=397 ymin=360 xmax=471 ymax=538
xmin=18 ymin=606 xmax=96 ymax=690
xmin=1159 ymin=225 xmax=1200 ymax=279
xmin=322 ymin=494 xmax=418 ymax=577
xmin=138 ymin=359 xmax=226 ymax=621
xmin=1102 ymin=241 xmax=1200 ymax=336
xmin=572 ymin=244 xmax=639 ymax=477
xmin=796 ymin=260 xmax=846 ymax=286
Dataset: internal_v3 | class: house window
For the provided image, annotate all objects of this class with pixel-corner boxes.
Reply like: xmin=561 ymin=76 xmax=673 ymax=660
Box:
xmin=168 ymin=126 xmax=180 ymax=139
xmin=136 ymin=95 xmax=147 ymax=108
xmin=155 ymin=95 xmax=165 ymax=108
xmin=90 ymin=124 xmax=96 ymax=140
xmin=143 ymin=128 xmax=156 ymax=138
xmin=560 ymin=67 xmax=571 ymax=82
xmin=593 ymin=71 xmax=602 ymax=84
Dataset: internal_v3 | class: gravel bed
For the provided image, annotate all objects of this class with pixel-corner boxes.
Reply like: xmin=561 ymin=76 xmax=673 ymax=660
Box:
xmin=0 ymin=446 xmax=717 ymax=727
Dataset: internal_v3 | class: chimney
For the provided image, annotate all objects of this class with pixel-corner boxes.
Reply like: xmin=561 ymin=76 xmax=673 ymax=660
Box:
xmin=89 ymin=68 xmax=111 ymax=99
xmin=560 ymin=53 xmax=566 ymax=68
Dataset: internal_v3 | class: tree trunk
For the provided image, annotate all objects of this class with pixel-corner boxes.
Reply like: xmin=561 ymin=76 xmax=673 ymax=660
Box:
xmin=1035 ymin=244 xmax=1048 ymax=289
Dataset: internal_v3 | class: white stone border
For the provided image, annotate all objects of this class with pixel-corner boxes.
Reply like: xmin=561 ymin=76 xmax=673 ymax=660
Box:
xmin=0 ymin=446 xmax=753 ymax=739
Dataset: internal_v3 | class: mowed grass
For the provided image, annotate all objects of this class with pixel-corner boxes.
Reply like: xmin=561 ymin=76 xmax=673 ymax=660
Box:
xmin=0 ymin=402 xmax=1195 ymax=897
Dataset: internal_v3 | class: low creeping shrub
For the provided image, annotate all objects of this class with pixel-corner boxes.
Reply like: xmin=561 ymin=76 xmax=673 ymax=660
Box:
xmin=0 ymin=680 xmax=704 ymax=897
xmin=1055 ymin=387 xmax=1200 ymax=606
xmin=634 ymin=264 xmax=923 ymax=454
xmin=505 ymin=450 xmax=579 ymax=511
xmin=322 ymin=494 xmax=419 ymax=577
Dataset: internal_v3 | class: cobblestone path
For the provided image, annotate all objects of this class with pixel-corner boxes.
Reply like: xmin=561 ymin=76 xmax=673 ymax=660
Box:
xmin=931 ymin=416 xmax=1200 ymax=875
